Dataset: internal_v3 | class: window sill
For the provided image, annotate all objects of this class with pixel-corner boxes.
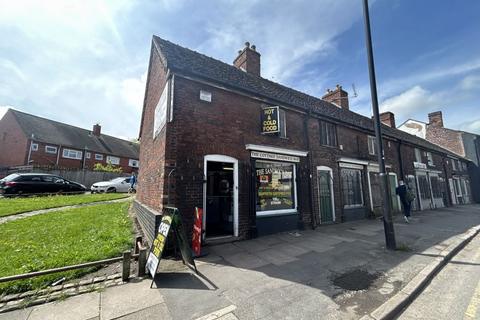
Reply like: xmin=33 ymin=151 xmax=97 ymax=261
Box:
xmin=256 ymin=209 xmax=298 ymax=217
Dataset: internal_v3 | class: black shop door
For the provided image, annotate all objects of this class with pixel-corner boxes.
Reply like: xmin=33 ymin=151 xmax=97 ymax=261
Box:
xmin=206 ymin=161 xmax=234 ymax=238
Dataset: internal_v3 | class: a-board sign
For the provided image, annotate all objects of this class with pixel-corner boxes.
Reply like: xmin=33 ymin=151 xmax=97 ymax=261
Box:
xmin=192 ymin=207 xmax=203 ymax=256
xmin=261 ymin=106 xmax=280 ymax=134
xmin=146 ymin=212 xmax=173 ymax=278
xmin=145 ymin=207 xmax=197 ymax=279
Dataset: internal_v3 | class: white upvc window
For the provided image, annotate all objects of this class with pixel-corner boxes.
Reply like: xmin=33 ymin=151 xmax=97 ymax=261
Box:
xmin=62 ymin=148 xmax=82 ymax=160
xmin=31 ymin=143 xmax=38 ymax=151
xmin=368 ymin=136 xmax=376 ymax=155
xmin=85 ymin=152 xmax=91 ymax=159
xmin=426 ymin=152 xmax=434 ymax=166
xmin=95 ymin=154 xmax=103 ymax=160
xmin=128 ymin=159 xmax=139 ymax=168
xmin=452 ymin=159 xmax=457 ymax=171
xmin=106 ymin=156 xmax=120 ymax=165
xmin=199 ymin=90 xmax=212 ymax=102
xmin=414 ymin=148 xmax=422 ymax=163
xmin=45 ymin=145 xmax=57 ymax=154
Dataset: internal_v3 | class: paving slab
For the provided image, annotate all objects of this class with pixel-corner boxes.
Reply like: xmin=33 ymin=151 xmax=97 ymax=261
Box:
xmin=0 ymin=308 xmax=31 ymax=320
xmin=222 ymin=252 xmax=269 ymax=269
xmin=114 ymin=303 xmax=171 ymax=320
xmin=28 ymin=292 xmax=100 ymax=320
xmin=100 ymin=279 xmax=164 ymax=320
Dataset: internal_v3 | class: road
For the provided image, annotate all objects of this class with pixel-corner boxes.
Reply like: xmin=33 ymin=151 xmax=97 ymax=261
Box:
xmin=398 ymin=233 xmax=480 ymax=320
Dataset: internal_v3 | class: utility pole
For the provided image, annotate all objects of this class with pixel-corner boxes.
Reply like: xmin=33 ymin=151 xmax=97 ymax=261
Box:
xmin=362 ymin=0 xmax=396 ymax=250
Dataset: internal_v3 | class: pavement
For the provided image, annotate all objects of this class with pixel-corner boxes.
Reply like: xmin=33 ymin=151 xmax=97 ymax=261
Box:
xmin=397 ymin=229 xmax=480 ymax=320
xmin=1 ymin=204 xmax=480 ymax=320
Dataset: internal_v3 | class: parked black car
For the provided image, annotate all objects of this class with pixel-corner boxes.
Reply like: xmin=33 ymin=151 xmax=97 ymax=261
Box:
xmin=0 ymin=173 xmax=87 ymax=196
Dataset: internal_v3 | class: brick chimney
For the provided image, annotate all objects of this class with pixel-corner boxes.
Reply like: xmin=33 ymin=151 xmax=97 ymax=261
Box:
xmin=233 ymin=42 xmax=261 ymax=76
xmin=428 ymin=111 xmax=443 ymax=127
xmin=93 ymin=124 xmax=101 ymax=136
xmin=379 ymin=111 xmax=396 ymax=128
xmin=322 ymin=85 xmax=349 ymax=110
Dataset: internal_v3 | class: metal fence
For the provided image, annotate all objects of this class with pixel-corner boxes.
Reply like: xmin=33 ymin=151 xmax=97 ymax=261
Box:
xmin=0 ymin=166 xmax=128 ymax=188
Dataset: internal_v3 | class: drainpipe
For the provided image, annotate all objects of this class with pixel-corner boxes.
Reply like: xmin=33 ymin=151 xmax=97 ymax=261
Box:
xmin=56 ymin=145 xmax=61 ymax=166
xmin=26 ymin=134 xmax=34 ymax=165
xmin=397 ymin=140 xmax=405 ymax=180
xmin=304 ymin=108 xmax=316 ymax=229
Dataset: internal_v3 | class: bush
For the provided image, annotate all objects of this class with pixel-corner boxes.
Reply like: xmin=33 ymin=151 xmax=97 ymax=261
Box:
xmin=93 ymin=163 xmax=123 ymax=173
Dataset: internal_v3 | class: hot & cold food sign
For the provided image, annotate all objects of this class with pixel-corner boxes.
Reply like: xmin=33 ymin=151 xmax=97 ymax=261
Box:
xmin=261 ymin=106 xmax=280 ymax=134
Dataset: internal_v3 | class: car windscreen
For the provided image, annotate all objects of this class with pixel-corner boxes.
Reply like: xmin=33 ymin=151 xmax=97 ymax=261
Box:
xmin=110 ymin=178 xmax=125 ymax=183
xmin=2 ymin=174 xmax=20 ymax=182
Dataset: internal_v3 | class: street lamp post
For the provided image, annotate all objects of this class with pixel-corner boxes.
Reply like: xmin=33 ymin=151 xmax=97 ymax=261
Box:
xmin=362 ymin=0 xmax=396 ymax=250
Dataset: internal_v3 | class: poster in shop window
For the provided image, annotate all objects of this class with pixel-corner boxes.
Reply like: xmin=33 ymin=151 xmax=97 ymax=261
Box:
xmin=261 ymin=106 xmax=280 ymax=134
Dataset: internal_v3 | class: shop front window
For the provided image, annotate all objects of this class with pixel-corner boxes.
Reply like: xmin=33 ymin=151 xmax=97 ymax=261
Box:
xmin=256 ymin=161 xmax=296 ymax=215
xmin=341 ymin=168 xmax=364 ymax=208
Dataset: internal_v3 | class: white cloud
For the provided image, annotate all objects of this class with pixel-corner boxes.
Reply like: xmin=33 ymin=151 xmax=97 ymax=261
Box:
xmin=460 ymin=75 xmax=480 ymax=91
xmin=380 ymin=86 xmax=442 ymax=118
xmin=460 ymin=119 xmax=480 ymax=134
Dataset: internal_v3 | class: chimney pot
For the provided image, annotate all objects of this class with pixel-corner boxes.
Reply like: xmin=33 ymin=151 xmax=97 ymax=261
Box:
xmin=322 ymin=84 xmax=349 ymax=110
xmin=93 ymin=123 xmax=101 ymax=136
xmin=233 ymin=41 xmax=261 ymax=76
xmin=379 ymin=111 xmax=396 ymax=128
xmin=428 ymin=111 xmax=444 ymax=127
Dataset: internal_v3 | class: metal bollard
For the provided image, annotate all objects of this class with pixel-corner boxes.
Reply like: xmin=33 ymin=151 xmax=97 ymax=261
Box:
xmin=122 ymin=251 xmax=131 ymax=282
xmin=137 ymin=248 xmax=147 ymax=277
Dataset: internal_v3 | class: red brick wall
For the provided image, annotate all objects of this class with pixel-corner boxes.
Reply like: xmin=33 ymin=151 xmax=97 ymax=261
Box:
xmin=0 ymin=110 xmax=28 ymax=167
xmin=27 ymin=143 xmax=137 ymax=173
xmin=136 ymin=45 xmax=169 ymax=210
xmin=426 ymin=126 xmax=465 ymax=157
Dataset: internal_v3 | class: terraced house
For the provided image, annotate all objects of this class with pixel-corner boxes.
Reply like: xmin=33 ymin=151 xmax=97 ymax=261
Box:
xmin=0 ymin=109 xmax=140 ymax=173
xmin=135 ymin=36 xmax=474 ymax=244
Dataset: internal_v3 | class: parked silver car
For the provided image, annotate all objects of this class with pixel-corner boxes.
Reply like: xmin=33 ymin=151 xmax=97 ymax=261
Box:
xmin=91 ymin=177 xmax=132 ymax=193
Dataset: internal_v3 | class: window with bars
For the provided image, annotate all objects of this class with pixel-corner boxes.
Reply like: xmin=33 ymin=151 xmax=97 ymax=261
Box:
xmin=418 ymin=176 xmax=431 ymax=200
xmin=430 ymin=176 xmax=442 ymax=198
xmin=341 ymin=168 xmax=364 ymax=208
xmin=319 ymin=121 xmax=337 ymax=147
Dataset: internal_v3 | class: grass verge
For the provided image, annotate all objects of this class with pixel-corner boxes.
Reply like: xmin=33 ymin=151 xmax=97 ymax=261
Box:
xmin=0 ymin=201 xmax=133 ymax=294
xmin=0 ymin=193 xmax=129 ymax=218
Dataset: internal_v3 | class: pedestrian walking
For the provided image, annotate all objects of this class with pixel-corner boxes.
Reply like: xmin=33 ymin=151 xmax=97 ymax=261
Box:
xmin=396 ymin=180 xmax=414 ymax=223
xmin=129 ymin=171 xmax=137 ymax=194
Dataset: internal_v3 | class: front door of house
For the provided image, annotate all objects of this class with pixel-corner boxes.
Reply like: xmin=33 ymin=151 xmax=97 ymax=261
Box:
xmin=205 ymin=161 xmax=234 ymax=238
xmin=388 ymin=174 xmax=400 ymax=213
xmin=317 ymin=170 xmax=333 ymax=223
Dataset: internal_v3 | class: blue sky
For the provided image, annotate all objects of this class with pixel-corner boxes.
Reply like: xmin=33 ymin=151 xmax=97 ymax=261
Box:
xmin=1 ymin=0 xmax=479 ymax=139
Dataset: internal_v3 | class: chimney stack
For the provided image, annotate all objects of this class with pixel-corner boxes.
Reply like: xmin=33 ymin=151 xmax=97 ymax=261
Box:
xmin=93 ymin=124 xmax=101 ymax=136
xmin=428 ymin=111 xmax=444 ymax=127
xmin=322 ymin=84 xmax=349 ymax=110
xmin=379 ymin=111 xmax=396 ymax=128
xmin=233 ymin=42 xmax=261 ymax=76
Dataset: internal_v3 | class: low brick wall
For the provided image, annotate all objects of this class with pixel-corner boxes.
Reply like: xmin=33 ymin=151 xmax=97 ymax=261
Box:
xmin=133 ymin=200 xmax=162 ymax=246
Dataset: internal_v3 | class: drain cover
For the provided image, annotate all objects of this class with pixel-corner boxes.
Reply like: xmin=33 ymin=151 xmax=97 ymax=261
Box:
xmin=333 ymin=269 xmax=379 ymax=291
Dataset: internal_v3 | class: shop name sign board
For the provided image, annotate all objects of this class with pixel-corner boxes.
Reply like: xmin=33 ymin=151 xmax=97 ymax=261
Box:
xmin=413 ymin=162 xmax=427 ymax=170
xmin=261 ymin=106 xmax=280 ymax=134
xmin=251 ymin=151 xmax=300 ymax=163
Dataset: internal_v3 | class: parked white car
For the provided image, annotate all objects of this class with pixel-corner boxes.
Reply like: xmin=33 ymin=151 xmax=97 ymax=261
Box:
xmin=91 ymin=177 xmax=132 ymax=193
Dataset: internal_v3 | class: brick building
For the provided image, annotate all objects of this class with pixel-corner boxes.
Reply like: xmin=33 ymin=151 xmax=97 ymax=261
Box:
xmin=135 ymin=36 xmax=472 ymax=244
xmin=0 ymin=109 xmax=139 ymax=173
xmin=398 ymin=111 xmax=479 ymax=203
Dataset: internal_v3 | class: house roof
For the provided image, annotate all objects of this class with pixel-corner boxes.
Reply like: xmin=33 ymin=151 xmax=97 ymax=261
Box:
xmin=151 ymin=36 xmax=465 ymax=160
xmin=10 ymin=109 xmax=139 ymax=159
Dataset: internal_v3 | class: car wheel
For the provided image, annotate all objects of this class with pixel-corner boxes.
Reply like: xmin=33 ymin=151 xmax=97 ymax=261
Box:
xmin=107 ymin=187 xmax=116 ymax=193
